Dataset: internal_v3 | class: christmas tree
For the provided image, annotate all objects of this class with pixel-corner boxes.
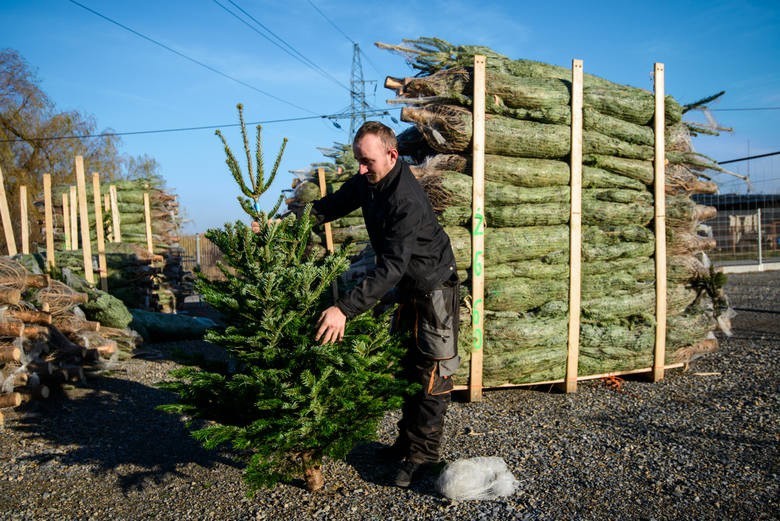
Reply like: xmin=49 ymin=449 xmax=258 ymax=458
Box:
xmin=159 ymin=105 xmax=409 ymax=492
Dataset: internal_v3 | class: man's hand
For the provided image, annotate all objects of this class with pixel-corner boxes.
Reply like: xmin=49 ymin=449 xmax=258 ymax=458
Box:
xmin=315 ymin=306 xmax=346 ymax=344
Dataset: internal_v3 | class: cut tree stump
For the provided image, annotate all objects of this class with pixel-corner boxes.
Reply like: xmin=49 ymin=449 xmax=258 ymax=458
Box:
xmin=0 ymin=345 xmax=21 ymax=363
xmin=0 ymin=392 xmax=22 ymax=408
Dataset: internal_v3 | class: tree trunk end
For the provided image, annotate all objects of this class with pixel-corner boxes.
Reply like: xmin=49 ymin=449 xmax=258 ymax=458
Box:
xmin=304 ymin=466 xmax=324 ymax=492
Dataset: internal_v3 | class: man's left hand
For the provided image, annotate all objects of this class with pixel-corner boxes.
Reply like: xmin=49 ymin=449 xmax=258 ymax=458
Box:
xmin=315 ymin=306 xmax=346 ymax=344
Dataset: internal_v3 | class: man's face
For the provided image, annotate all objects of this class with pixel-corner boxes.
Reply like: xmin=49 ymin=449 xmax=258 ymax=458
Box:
xmin=353 ymin=133 xmax=398 ymax=185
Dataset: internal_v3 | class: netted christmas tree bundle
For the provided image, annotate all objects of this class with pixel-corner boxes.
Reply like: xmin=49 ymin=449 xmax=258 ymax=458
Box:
xmin=378 ymin=37 xmax=726 ymax=387
xmin=48 ymin=176 xmax=182 ymax=253
xmin=41 ymin=177 xmax=188 ymax=313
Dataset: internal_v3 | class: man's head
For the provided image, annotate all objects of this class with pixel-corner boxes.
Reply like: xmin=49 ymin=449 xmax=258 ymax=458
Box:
xmin=353 ymin=121 xmax=398 ymax=185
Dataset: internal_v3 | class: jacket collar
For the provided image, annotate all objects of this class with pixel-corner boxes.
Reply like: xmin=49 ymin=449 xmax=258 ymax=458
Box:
xmin=370 ymin=159 xmax=403 ymax=193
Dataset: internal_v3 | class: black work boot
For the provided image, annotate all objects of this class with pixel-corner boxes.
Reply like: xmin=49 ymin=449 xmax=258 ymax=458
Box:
xmin=377 ymin=440 xmax=408 ymax=463
xmin=394 ymin=460 xmax=422 ymax=488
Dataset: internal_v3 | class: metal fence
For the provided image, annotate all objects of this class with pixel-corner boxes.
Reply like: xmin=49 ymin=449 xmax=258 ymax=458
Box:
xmin=694 ymin=193 xmax=780 ymax=269
xmin=178 ymin=234 xmax=224 ymax=279
xmin=694 ymin=152 xmax=780 ymax=272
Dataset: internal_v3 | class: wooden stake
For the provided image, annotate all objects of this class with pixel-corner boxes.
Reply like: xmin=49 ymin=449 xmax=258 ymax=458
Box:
xmin=43 ymin=173 xmax=56 ymax=268
xmin=20 ymin=185 xmax=29 ymax=255
xmin=0 ymin=165 xmax=18 ymax=256
xmin=564 ymin=59 xmax=584 ymax=394
xmin=469 ymin=54 xmax=487 ymax=403
xmin=69 ymin=185 xmax=78 ymax=250
xmin=317 ymin=167 xmax=339 ymax=302
xmin=74 ymin=157 xmax=94 ymax=284
xmin=62 ymin=192 xmax=71 ymax=250
xmin=92 ymin=173 xmax=109 ymax=291
xmin=110 ymin=185 xmax=121 ymax=243
xmin=652 ymin=63 xmax=668 ymax=382
xmin=143 ymin=191 xmax=154 ymax=254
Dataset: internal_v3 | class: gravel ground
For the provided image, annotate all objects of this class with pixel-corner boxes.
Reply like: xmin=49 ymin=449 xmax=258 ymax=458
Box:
xmin=1 ymin=271 xmax=778 ymax=520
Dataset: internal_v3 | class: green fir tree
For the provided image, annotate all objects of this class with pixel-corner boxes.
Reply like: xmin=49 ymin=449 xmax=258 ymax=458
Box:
xmin=158 ymin=105 xmax=409 ymax=492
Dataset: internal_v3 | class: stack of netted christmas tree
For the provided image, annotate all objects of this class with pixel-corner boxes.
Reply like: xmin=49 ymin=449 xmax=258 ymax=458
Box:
xmin=42 ymin=177 xmax=185 ymax=312
xmin=375 ymin=38 xmax=728 ymax=386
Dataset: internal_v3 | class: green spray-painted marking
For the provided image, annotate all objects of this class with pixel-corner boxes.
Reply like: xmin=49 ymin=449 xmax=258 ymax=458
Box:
xmin=473 ymin=210 xmax=485 ymax=236
xmin=472 ymin=297 xmax=483 ymax=351
xmin=473 ymin=249 xmax=484 ymax=277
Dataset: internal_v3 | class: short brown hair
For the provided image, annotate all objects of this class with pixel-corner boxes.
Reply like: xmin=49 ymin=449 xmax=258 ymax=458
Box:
xmin=353 ymin=121 xmax=397 ymax=151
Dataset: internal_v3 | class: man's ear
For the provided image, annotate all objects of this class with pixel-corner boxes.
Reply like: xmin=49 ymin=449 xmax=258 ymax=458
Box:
xmin=388 ymin=147 xmax=399 ymax=162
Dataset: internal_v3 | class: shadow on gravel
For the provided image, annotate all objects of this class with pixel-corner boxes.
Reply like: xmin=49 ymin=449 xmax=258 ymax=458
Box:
xmin=13 ymin=372 xmax=240 ymax=493
xmin=345 ymin=441 xmax=443 ymax=497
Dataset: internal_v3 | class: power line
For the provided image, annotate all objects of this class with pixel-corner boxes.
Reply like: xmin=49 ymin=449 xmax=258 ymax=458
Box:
xmin=0 ymin=108 xmax=400 ymax=143
xmin=305 ymin=0 xmax=383 ymax=77
xmin=711 ymin=107 xmax=780 ymax=111
xmin=66 ymin=0 xmax=316 ymax=115
xmin=719 ymin=151 xmax=780 ymax=165
xmin=306 ymin=0 xmax=354 ymax=44
xmin=213 ymin=0 xmax=352 ymax=93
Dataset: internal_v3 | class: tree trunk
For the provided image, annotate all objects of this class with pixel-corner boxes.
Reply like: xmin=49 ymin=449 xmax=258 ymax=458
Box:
xmin=0 ymin=320 xmax=24 ymax=337
xmin=0 ymin=392 xmax=22 ymax=408
xmin=302 ymin=451 xmax=324 ymax=492
xmin=0 ymin=345 xmax=21 ymax=363
xmin=0 ymin=288 xmax=21 ymax=306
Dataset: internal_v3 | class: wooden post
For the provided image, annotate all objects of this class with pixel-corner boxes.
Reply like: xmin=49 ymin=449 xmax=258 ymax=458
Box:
xmin=69 ymin=185 xmax=78 ymax=250
xmin=74 ymin=156 xmax=95 ymax=284
xmin=92 ymin=173 xmax=109 ymax=291
xmin=62 ymin=192 xmax=71 ymax=250
xmin=317 ymin=167 xmax=339 ymax=302
xmin=43 ymin=174 xmax=56 ymax=268
xmin=564 ymin=59 xmax=584 ymax=393
xmin=652 ymin=63 xmax=668 ymax=382
xmin=20 ymin=185 xmax=30 ymax=255
xmin=0 ymin=166 xmax=18 ymax=256
xmin=110 ymin=185 xmax=121 ymax=243
xmin=143 ymin=191 xmax=154 ymax=254
xmin=469 ymin=54 xmax=486 ymax=402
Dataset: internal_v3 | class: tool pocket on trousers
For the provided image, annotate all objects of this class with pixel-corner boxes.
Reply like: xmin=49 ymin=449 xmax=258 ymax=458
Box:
xmin=415 ymin=287 xmax=457 ymax=361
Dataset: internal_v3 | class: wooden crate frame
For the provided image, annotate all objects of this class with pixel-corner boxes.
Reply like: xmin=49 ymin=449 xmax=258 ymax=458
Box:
xmin=457 ymin=57 xmax=671 ymax=398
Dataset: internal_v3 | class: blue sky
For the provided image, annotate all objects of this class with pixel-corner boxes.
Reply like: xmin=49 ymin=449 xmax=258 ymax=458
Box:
xmin=4 ymin=0 xmax=779 ymax=233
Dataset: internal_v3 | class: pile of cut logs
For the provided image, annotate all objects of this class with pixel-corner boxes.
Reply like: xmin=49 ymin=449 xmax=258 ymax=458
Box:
xmin=0 ymin=257 xmax=132 ymax=425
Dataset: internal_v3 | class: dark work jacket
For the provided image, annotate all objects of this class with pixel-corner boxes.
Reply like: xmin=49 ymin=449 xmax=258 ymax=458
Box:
xmin=312 ymin=160 xmax=457 ymax=319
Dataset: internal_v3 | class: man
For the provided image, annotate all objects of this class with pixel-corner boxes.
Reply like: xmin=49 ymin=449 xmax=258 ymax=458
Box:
xmin=312 ymin=121 xmax=460 ymax=487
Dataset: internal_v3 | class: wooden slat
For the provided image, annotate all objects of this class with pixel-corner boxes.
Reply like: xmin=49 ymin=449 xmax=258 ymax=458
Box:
xmin=317 ymin=167 xmax=339 ymax=302
xmin=469 ymin=54 xmax=487 ymax=402
xmin=564 ymin=59 xmax=584 ymax=393
xmin=74 ymin=156 xmax=95 ymax=284
xmin=20 ymin=185 xmax=30 ymax=255
xmin=62 ymin=192 xmax=71 ymax=250
xmin=92 ymin=173 xmax=109 ymax=291
xmin=653 ymin=63 xmax=668 ymax=382
xmin=453 ymin=363 xmax=686 ymax=392
xmin=144 ymin=191 xmax=154 ymax=254
xmin=110 ymin=185 xmax=121 ymax=243
xmin=43 ymin=173 xmax=56 ymax=268
xmin=0 ymin=165 xmax=18 ymax=256
xmin=69 ymin=185 xmax=78 ymax=250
